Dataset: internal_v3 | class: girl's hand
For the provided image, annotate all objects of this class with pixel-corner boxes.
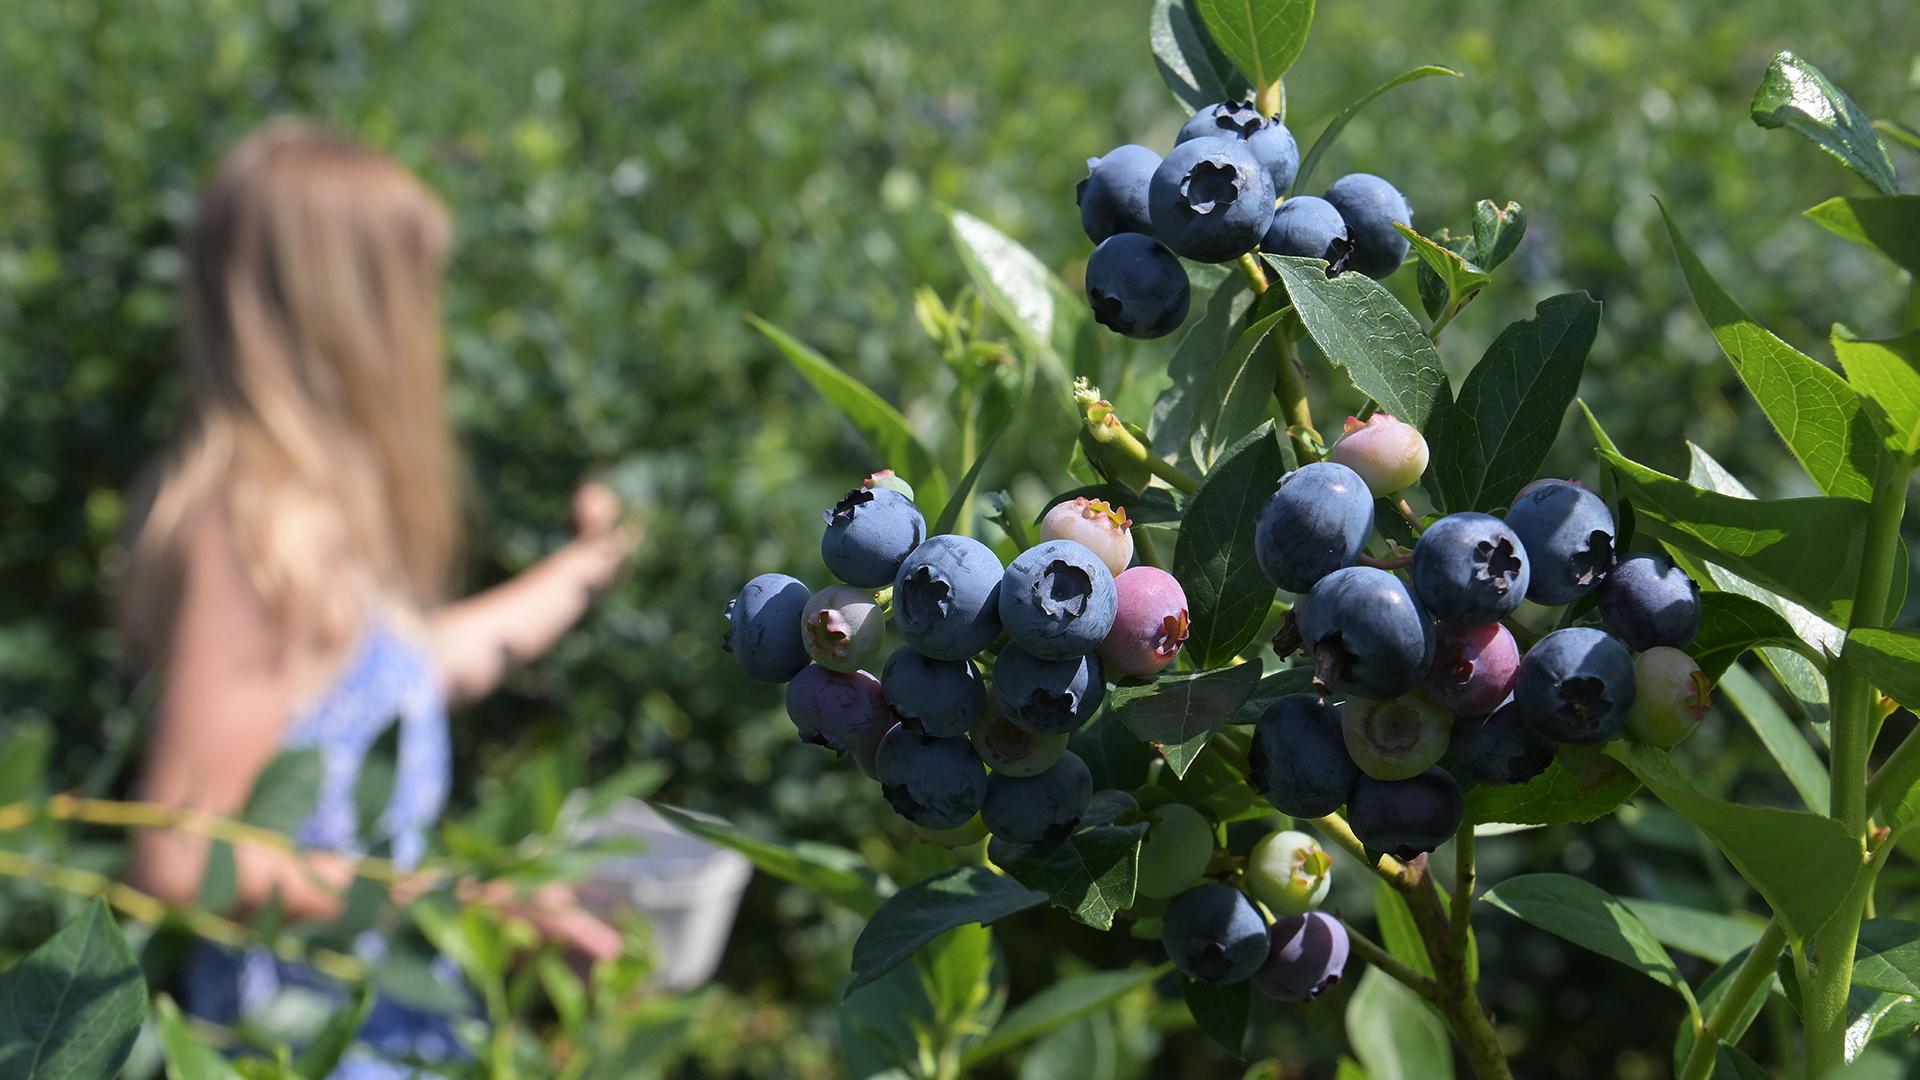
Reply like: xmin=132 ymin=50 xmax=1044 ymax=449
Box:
xmin=570 ymin=481 xmax=642 ymax=593
xmin=460 ymin=879 xmax=625 ymax=964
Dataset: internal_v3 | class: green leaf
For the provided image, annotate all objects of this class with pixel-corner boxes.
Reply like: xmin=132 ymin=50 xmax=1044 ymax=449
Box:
xmin=962 ymin=965 xmax=1167 ymax=1067
xmin=1482 ymin=873 xmax=1697 ymax=1014
xmin=1673 ymin=943 xmax=1779 ymax=1075
xmin=1618 ymin=898 xmax=1765 ymax=965
xmin=243 ymin=748 xmax=323 ymax=836
xmin=1152 ymin=271 xmax=1256 ymax=474
xmin=1804 ymin=196 xmax=1920 ymax=275
xmin=1345 ymin=967 xmax=1453 ymax=1080
xmin=1835 ymin=330 xmax=1920 ymax=456
xmin=1715 ymin=664 xmax=1829 ymax=814
xmin=1853 ymin=920 xmax=1920 ymax=998
xmin=932 ymin=409 xmax=1011 ymax=535
xmin=1149 ymin=0 xmax=1249 ymax=112
xmin=352 ymin=723 xmax=400 ymax=849
xmin=847 ymin=867 xmax=1044 ymax=996
xmin=1471 ymin=200 xmax=1527 ymax=271
xmin=1109 ymin=663 xmax=1264 ymax=779
xmin=1396 ymin=224 xmax=1490 ymax=313
xmin=1599 ymin=448 xmax=1903 ymax=627
xmin=1267 ymin=256 xmax=1451 ymax=432
xmin=1191 ymin=309 xmax=1287 ymax=470
xmin=0 ymin=899 xmax=148 ymax=1080
xmin=295 ymin=984 xmax=375 ymax=1079
xmin=0 ymin=722 xmax=51 ymax=804
xmin=747 ymin=314 xmax=947 ymax=513
xmin=1750 ymin=52 xmax=1899 ymax=195
xmin=1843 ymin=628 xmax=1920 ymax=712
xmin=1428 ymin=292 xmax=1600 ymax=513
xmin=652 ymin=804 xmax=888 ymax=917
xmin=1156 ymin=737 xmax=1261 ymax=824
xmin=1464 ymin=756 xmax=1640 ymax=827
xmin=989 ymin=821 xmax=1150 ymax=931
xmin=1181 ymin=976 xmax=1249 ymax=1055
xmin=1192 ymin=0 xmax=1313 ymax=95
xmin=1070 ymin=715 xmax=1157 ymax=792
xmin=1688 ymin=592 xmax=1824 ymax=682
xmin=155 ymin=995 xmax=238 ymax=1080
xmin=1657 ymin=202 xmax=1880 ymax=502
xmin=1612 ymin=743 xmax=1861 ymax=944
xmin=1294 ymin=66 xmax=1464 ymax=193
xmin=1232 ymin=664 xmax=1316 ymax=724
xmin=1171 ymin=423 xmax=1285 ymax=668
xmin=948 ymin=209 xmax=1078 ymax=379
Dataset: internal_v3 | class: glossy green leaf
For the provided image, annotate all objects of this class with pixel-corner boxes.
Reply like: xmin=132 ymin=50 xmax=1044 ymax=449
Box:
xmin=1619 ymin=898 xmax=1765 ymax=965
xmin=963 ymin=965 xmax=1168 ymax=1066
xmin=1192 ymin=309 xmax=1287 ymax=469
xmin=1182 ymin=976 xmax=1250 ymax=1055
xmin=1396 ymin=223 xmax=1490 ymax=313
xmin=1804 ymin=196 xmax=1920 ymax=275
xmin=1294 ymin=66 xmax=1463 ymax=192
xmin=1658 ymin=203 xmax=1879 ymax=502
xmin=1750 ymin=51 xmax=1899 ymax=195
xmin=0 ymin=899 xmax=148 ymax=1080
xmin=1836 ymin=330 xmax=1920 ymax=456
xmin=296 ymin=985 xmax=375 ymax=1079
xmin=1599 ymin=448 xmax=1901 ymax=626
xmin=1853 ymin=920 xmax=1920 ymax=998
xmin=1472 ymin=200 xmax=1527 ymax=271
xmin=653 ymin=804 xmax=888 ymax=916
xmin=1149 ymin=0 xmax=1249 ymax=111
xmin=244 ymin=748 xmax=323 ymax=836
xmin=1171 ymin=423 xmax=1285 ymax=669
xmin=1428 ymin=292 xmax=1599 ymax=513
xmin=933 ymin=409 xmax=1010 ymax=534
xmin=1192 ymin=0 xmax=1313 ymax=95
xmin=1715 ymin=664 xmax=1829 ymax=814
xmin=1482 ymin=873 xmax=1697 ymax=1014
xmin=1878 ymin=119 xmax=1920 ymax=154
xmin=847 ymin=867 xmax=1044 ymax=995
xmin=1233 ymin=664 xmax=1317 ymax=724
xmin=1070 ymin=715 xmax=1157 ymax=792
xmin=1688 ymin=592 xmax=1824 ymax=682
xmin=948 ymin=209 xmax=1079 ymax=380
xmin=1156 ymin=738 xmax=1262 ymax=824
xmin=1844 ymin=628 xmax=1920 ymax=712
xmin=747 ymin=314 xmax=947 ymax=513
xmin=155 ymin=995 xmax=237 ymax=1080
xmin=1109 ymin=662 xmax=1264 ymax=778
xmin=1345 ymin=967 xmax=1453 ymax=1080
xmin=1612 ymin=744 xmax=1860 ymax=943
xmin=1464 ymin=755 xmax=1640 ymax=827
xmin=1152 ymin=271 xmax=1256 ymax=474
xmin=989 ymin=820 xmax=1150 ymax=931
xmin=1267 ymin=256 xmax=1451 ymax=431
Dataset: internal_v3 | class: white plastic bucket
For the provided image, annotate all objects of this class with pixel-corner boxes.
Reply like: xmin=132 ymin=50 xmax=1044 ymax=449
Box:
xmin=567 ymin=798 xmax=753 ymax=991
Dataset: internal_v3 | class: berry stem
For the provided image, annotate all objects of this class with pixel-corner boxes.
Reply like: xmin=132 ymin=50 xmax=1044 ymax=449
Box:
xmin=1132 ymin=526 xmax=1167 ymax=571
xmin=1449 ymin=819 xmax=1475 ymax=967
xmin=1341 ymin=920 xmax=1440 ymax=1003
xmin=1395 ymin=498 xmax=1424 ymax=535
xmin=1304 ymin=812 xmax=1407 ymax=884
xmin=1233 ymin=253 xmax=1323 ymax=464
xmin=1675 ymin=919 xmax=1786 ymax=1080
xmin=1256 ymin=79 xmax=1285 ymax=124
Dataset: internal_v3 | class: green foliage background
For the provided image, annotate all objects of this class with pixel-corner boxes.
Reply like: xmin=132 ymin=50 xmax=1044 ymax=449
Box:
xmin=0 ymin=0 xmax=1915 ymax=1075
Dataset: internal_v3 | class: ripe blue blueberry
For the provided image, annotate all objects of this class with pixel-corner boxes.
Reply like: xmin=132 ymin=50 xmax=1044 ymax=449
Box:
xmin=1085 ymin=233 xmax=1192 ymax=339
xmin=1254 ymin=462 xmax=1375 ymax=594
xmin=881 ymin=646 xmax=985 ymax=738
xmin=1298 ymin=567 xmax=1436 ymax=699
xmin=1598 ymin=553 xmax=1702 ymax=650
xmin=1176 ymin=101 xmax=1299 ymax=194
xmin=1449 ymin=696 xmax=1554 ymax=785
xmin=875 ymin=725 xmax=989 ymax=831
xmin=785 ymin=665 xmax=891 ymax=778
xmin=724 ymin=573 xmax=812 ymax=683
xmin=1514 ymin=627 xmax=1637 ymax=744
xmin=1411 ymin=513 xmax=1531 ymax=626
xmin=1077 ymin=144 xmax=1161 ymax=244
xmin=1260 ymin=194 xmax=1350 ymax=261
xmin=992 ymin=644 xmax=1106 ymax=735
xmin=1245 ymin=121 xmax=1300 ymax=195
xmin=1248 ymin=693 xmax=1360 ymax=818
xmin=1345 ymin=768 xmax=1465 ymax=860
xmin=821 ymin=487 xmax=926 ymax=588
xmin=1502 ymin=479 xmax=1616 ymax=604
xmin=1161 ymin=883 xmax=1271 ymax=984
xmin=893 ymin=535 xmax=1004 ymax=662
xmin=1147 ymin=138 xmax=1276 ymax=263
xmin=1253 ymin=912 xmax=1350 ymax=1002
xmin=1322 ymin=173 xmax=1412 ymax=279
xmin=981 ymin=750 xmax=1093 ymax=845
xmin=998 ymin=539 xmax=1118 ymax=660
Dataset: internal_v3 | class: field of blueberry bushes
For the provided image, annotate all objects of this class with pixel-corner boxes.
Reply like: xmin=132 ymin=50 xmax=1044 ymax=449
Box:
xmin=3 ymin=0 xmax=1920 ymax=1076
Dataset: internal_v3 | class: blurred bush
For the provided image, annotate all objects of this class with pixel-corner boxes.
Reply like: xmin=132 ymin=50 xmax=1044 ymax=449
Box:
xmin=1 ymin=0 xmax=1915 ymax=1075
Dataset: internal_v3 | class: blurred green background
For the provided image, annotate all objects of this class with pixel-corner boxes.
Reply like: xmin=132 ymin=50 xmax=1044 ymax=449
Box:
xmin=1 ymin=0 xmax=1916 ymax=1075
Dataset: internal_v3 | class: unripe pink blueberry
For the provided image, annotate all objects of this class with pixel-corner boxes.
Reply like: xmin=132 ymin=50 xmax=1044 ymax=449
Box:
xmin=1424 ymin=622 xmax=1520 ymax=716
xmin=1099 ymin=566 xmax=1190 ymax=677
xmin=1625 ymin=646 xmax=1712 ymax=748
xmin=1329 ymin=414 xmax=1429 ymax=496
xmin=862 ymin=469 xmax=916 ymax=501
xmin=1040 ymin=497 xmax=1135 ymax=577
xmin=801 ymin=584 xmax=884 ymax=673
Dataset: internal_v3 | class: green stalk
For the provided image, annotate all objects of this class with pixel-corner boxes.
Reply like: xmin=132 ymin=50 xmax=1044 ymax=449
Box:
xmin=1805 ymin=450 xmax=1912 ymax=1076
xmin=1450 ymin=820 xmax=1475 ymax=961
xmin=1676 ymin=919 xmax=1787 ymax=1080
xmin=1233 ymin=254 xmax=1321 ymax=463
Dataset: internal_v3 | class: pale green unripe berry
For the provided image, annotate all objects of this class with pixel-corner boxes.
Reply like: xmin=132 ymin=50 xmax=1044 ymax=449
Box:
xmin=1246 ymin=830 xmax=1333 ymax=916
xmin=1625 ymin=646 xmax=1711 ymax=748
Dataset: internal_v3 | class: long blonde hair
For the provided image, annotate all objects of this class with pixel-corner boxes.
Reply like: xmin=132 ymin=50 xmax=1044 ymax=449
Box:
xmin=122 ymin=121 xmax=460 ymax=661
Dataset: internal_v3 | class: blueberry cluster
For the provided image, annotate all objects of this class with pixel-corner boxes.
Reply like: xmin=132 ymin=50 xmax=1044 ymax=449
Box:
xmin=1152 ymin=826 xmax=1350 ymax=996
xmin=1077 ymin=101 xmax=1414 ymax=339
xmin=724 ymin=476 xmax=1192 ymax=845
xmin=1250 ymin=427 xmax=1711 ymax=860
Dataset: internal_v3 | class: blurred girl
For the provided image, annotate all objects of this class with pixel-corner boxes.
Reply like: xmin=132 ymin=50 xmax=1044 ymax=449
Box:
xmin=120 ymin=121 xmax=636 ymax=1074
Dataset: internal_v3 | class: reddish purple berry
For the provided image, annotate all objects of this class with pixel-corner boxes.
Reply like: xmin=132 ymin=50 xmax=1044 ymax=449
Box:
xmin=1424 ymin=622 xmax=1520 ymax=716
xmin=1253 ymin=911 xmax=1350 ymax=1001
xmin=785 ymin=665 xmax=891 ymax=778
xmin=1098 ymin=566 xmax=1190 ymax=677
xmin=1328 ymin=413 xmax=1429 ymax=496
